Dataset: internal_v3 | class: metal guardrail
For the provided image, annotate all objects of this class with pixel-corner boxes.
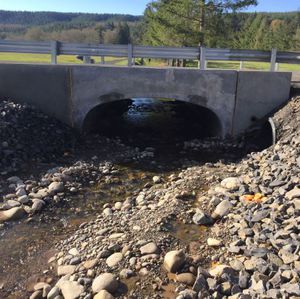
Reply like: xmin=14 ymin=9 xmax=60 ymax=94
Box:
xmin=0 ymin=39 xmax=299 ymax=71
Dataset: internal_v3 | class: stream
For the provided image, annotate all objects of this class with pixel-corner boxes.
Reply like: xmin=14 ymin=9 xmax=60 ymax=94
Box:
xmin=0 ymin=98 xmax=270 ymax=298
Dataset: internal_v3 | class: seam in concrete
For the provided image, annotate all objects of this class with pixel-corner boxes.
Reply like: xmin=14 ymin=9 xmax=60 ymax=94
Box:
xmin=67 ymin=67 xmax=75 ymax=127
xmin=231 ymin=71 xmax=240 ymax=136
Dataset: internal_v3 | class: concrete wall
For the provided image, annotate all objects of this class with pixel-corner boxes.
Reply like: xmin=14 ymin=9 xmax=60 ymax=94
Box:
xmin=70 ymin=66 xmax=237 ymax=137
xmin=233 ymin=71 xmax=292 ymax=135
xmin=0 ymin=64 xmax=72 ymax=125
xmin=0 ymin=63 xmax=292 ymax=138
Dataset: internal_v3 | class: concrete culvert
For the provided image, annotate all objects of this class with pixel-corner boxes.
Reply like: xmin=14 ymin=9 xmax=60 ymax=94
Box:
xmin=82 ymin=98 xmax=223 ymax=146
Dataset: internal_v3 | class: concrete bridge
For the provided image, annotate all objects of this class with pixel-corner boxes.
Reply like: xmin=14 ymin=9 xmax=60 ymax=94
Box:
xmin=0 ymin=63 xmax=292 ymax=137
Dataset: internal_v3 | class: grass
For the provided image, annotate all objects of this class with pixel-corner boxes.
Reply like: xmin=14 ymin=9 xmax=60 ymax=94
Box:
xmin=0 ymin=52 xmax=299 ymax=71
xmin=0 ymin=52 xmax=125 ymax=64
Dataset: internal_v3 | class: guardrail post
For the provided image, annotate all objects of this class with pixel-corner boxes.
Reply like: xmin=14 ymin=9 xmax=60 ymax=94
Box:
xmin=83 ymin=56 xmax=91 ymax=64
xmin=239 ymin=61 xmax=244 ymax=70
xmin=270 ymin=48 xmax=277 ymax=71
xmin=128 ymin=43 xmax=133 ymax=67
xmin=200 ymin=47 xmax=206 ymax=70
xmin=51 ymin=40 xmax=58 ymax=65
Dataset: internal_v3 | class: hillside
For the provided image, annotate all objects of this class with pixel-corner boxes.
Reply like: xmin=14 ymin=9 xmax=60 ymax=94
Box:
xmin=0 ymin=10 xmax=298 ymax=50
xmin=0 ymin=10 xmax=141 ymax=26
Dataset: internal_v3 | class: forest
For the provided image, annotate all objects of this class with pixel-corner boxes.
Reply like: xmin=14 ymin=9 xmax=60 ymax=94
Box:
xmin=0 ymin=0 xmax=299 ymax=51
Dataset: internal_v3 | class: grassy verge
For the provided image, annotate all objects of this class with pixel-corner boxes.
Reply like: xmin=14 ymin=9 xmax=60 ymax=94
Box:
xmin=0 ymin=52 xmax=299 ymax=71
xmin=0 ymin=52 xmax=125 ymax=64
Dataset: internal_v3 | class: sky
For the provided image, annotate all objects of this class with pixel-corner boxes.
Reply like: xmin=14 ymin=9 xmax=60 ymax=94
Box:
xmin=0 ymin=0 xmax=298 ymax=15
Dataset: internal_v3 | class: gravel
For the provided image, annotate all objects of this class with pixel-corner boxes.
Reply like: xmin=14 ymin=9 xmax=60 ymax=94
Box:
xmin=2 ymin=95 xmax=300 ymax=298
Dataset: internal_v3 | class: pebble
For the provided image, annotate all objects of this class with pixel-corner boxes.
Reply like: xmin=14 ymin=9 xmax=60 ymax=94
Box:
xmin=192 ymin=210 xmax=213 ymax=225
xmin=106 ymin=253 xmax=123 ymax=267
xmin=212 ymin=200 xmax=233 ymax=219
xmin=59 ymin=280 xmax=84 ymax=299
xmin=57 ymin=265 xmax=76 ymax=276
xmin=94 ymin=290 xmax=114 ymax=299
xmin=48 ymin=182 xmax=64 ymax=193
xmin=92 ymin=273 xmax=118 ymax=293
xmin=176 ymin=273 xmax=196 ymax=286
xmin=207 ymin=238 xmax=222 ymax=247
xmin=140 ymin=242 xmax=160 ymax=255
xmin=164 ymin=250 xmax=185 ymax=273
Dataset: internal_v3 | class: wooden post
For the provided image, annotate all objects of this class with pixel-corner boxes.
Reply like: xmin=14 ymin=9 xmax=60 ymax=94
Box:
xmin=51 ymin=40 xmax=58 ymax=65
xmin=200 ymin=47 xmax=206 ymax=70
xmin=270 ymin=48 xmax=277 ymax=72
xmin=128 ymin=43 xmax=133 ymax=67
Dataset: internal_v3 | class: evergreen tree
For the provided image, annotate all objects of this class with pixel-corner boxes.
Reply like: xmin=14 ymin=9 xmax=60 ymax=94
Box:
xmin=143 ymin=0 xmax=258 ymax=47
xmin=117 ymin=22 xmax=131 ymax=44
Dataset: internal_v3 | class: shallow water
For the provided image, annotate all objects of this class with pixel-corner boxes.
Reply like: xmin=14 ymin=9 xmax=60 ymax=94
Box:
xmin=0 ymin=166 xmax=154 ymax=298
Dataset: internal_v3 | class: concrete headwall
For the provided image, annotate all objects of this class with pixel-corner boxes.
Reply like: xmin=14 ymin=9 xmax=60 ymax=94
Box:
xmin=233 ymin=71 xmax=292 ymax=135
xmin=70 ymin=66 xmax=237 ymax=137
xmin=0 ymin=63 xmax=292 ymax=138
xmin=0 ymin=64 xmax=72 ymax=125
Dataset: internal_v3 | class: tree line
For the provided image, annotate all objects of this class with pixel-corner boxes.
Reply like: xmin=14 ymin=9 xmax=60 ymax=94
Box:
xmin=0 ymin=4 xmax=299 ymax=51
xmin=143 ymin=1 xmax=299 ymax=51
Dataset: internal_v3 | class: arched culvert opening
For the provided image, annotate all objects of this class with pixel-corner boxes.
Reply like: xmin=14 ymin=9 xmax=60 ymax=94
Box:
xmin=82 ymin=98 xmax=222 ymax=149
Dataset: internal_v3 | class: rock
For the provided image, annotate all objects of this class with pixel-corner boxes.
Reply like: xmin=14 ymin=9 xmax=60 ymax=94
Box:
xmin=16 ymin=187 xmax=26 ymax=197
xmin=103 ymin=208 xmax=113 ymax=216
xmin=207 ymin=238 xmax=222 ymax=247
xmin=293 ymin=199 xmax=300 ymax=210
xmin=5 ymin=200 xmax=20 ymax=208
xmin=176 ymin=289 xmax=197 ymax=299
xmin=152 ymin=176 xmax=162 ymax=184
xmin=281 ymin=283 xmax=300 ymax=295
xmin=139 ymin=267 xmax=149 ymax=276
xmin=286 ymin=187 xmax=300 ymax=200
xmin=164 ymin=250 xmax=185 ymax=273
xmin=47 ymin=286 xmax=60 ymax=299
xmin=34 ymin=282 xmax=50 ymax=291
xmin=209 ymin=265 xmax=230 ymax=277
xmin=114 ymin=202 xmax=122 ymax=210
xmin=48 ymin=182 xmax=64 ymax=193
xmin=0 ymin=207 xmax=26 ymax=223
xmin=30 ymin=291 xmax=42 ymax=299
xmin=59 ymin=281 xmax=84 ymax=299
xmin=140 ymin=242 xmax=160 ymax=255
xmin=57 ymin=265 xmax=76 ymax=276
xmin=69 ymin=248 xmax=80 ymax=256
xmin=94 ymin=290 xmax=114 ymax=299
xmin=221 ymin=177 xmax=241 ymax=191
xmin=18 ymin=195 xmax=29 ymax=204
xmin=192 ymin=210 xmax=213 ymax=225
xmin=212 ymin=200 xmax=233 ymax=219
xmin=176 ymin=273 xmax=196 ymax=286
xmin=106 ymin=253 xmax=123 ymax=267
xmin=31 ymin=199 xmax=45 ymax=213
xmin=119 ymin=269 xmax=134 ymax=279
xmin=83 ymin=259 xmax=98 ymax=269
xmin=92 ymin=273 xmax=118 ymax=293
xmin=251 ymin=210 xmax=269 ymax=222
xmin=278 ymin=249 xmax=299 ymax=264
